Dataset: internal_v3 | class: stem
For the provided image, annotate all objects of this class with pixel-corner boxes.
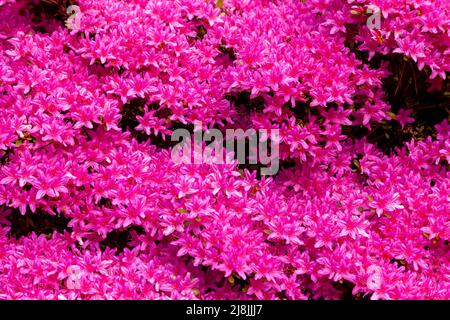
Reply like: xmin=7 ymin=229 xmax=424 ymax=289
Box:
xmin=409 ymin=61 xmax=418 ymax=96
xmin=395 ymin=60 xmax=406 ymax=96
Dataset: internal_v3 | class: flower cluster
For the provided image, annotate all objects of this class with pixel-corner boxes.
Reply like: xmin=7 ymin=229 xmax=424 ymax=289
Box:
xmin=0 ymin=0 xmax=448 ymax=299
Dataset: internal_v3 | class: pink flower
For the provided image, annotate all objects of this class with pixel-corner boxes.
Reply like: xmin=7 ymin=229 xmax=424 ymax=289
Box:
xmin=369 ymin=192 xmax=404 ymax=217
xmin=396 ymin=109 xmax=414 ymax=129
xmin=0 ymin=207 xmax=11 ymax=226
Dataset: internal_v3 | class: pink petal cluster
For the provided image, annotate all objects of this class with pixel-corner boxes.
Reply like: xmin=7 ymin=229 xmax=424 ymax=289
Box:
xmin=0 ymin=0 xmax=449 ymax=300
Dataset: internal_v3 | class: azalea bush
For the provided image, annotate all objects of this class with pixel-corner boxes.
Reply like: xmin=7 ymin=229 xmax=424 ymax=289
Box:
xmin=0 ymin=0 xmax=449 ymax=300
